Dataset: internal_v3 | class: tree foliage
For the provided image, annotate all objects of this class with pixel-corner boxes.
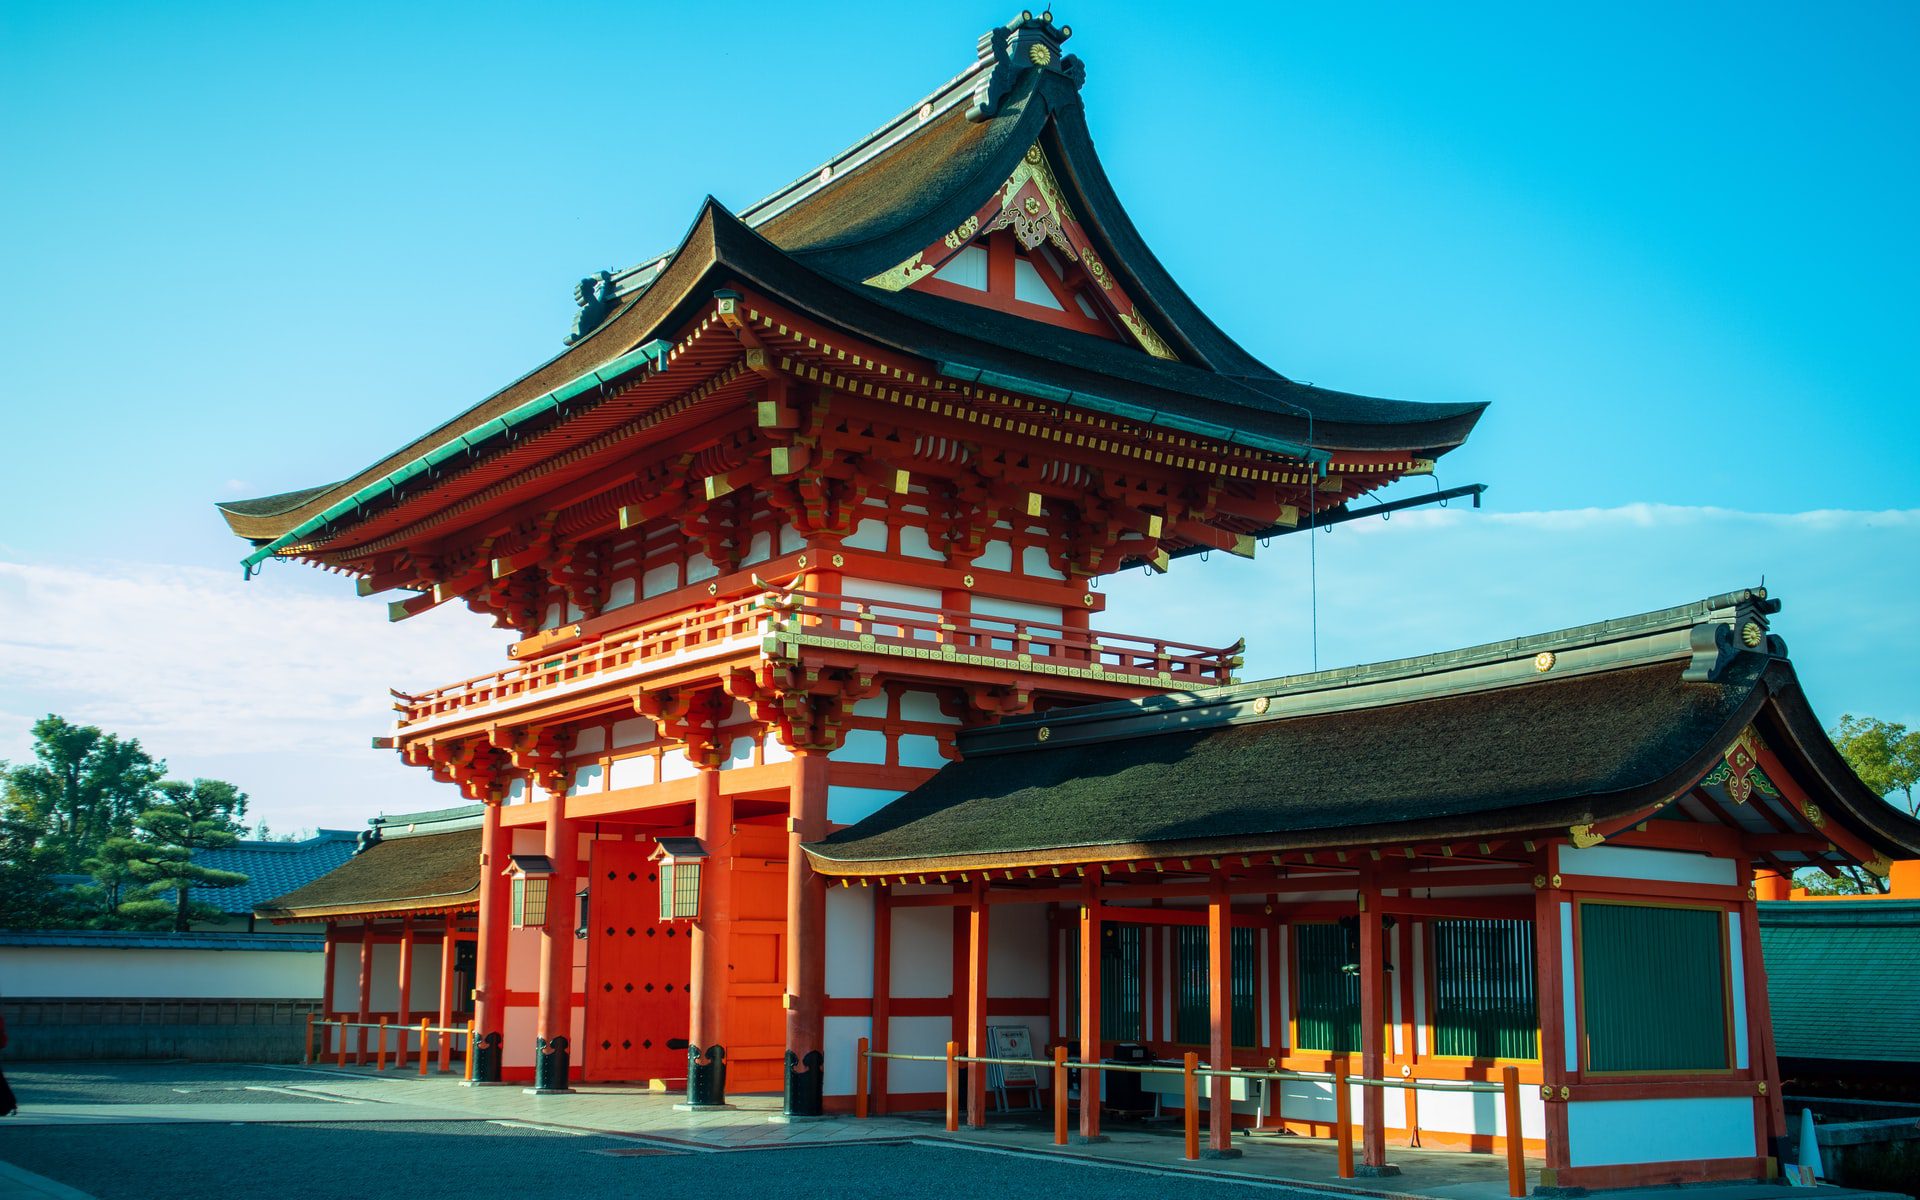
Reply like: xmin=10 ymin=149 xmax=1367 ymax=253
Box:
xmin=1 ymin=716 xmax=251 ymax=930
xmin=1830 ymin=714 xmax=1920 ymax=815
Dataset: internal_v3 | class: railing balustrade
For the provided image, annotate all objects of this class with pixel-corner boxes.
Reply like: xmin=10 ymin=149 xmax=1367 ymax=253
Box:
xmin=390 ymin=582 xmax=1239 ymax=730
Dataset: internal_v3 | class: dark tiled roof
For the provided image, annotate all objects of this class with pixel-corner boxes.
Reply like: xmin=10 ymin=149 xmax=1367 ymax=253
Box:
xmin=256 ymin=828 xmax=480 ymax=920
xmin=1760 ymin=900 xmax=1920 ymax=1064
xmin=0 ymin=929 xmax=323 ymax=951
xmin=809 ymin=590 xmax=1920 ymax=872
xmin=193 ymin=832 xmax=359 ymax=913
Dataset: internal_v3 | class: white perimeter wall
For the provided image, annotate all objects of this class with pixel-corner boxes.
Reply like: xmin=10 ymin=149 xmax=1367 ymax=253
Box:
xmin=2 ymin=945 xmax=321 ymax=999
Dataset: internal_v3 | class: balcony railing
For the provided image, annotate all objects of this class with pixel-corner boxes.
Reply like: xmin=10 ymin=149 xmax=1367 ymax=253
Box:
xmin=391 ymin=583 xmax=1239 ymax=731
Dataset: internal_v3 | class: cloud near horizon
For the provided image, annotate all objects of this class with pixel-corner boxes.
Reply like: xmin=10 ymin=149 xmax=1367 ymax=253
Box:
xmin=2 ymin=503 xmax=1915 ymax=832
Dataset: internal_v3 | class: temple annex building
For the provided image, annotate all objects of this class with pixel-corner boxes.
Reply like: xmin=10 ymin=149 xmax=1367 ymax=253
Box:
xmin=221 ymin=14 xmax=1920 ymax=1192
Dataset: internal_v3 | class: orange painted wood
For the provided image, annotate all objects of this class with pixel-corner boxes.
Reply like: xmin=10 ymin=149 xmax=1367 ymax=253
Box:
xmin=1207 ymin=876 xmax=1232 ymax=1153
xmin=535 ymin=813 xmax=578 ymax=1060
xmin=1358 ymin=888 xmax=1385 ymax=1168
xmin=473 ymin=800 xmax=508 ymax=1055
xmin=419 ymin=1020 xmax=431 ymax=1075
xmin=437 ymin=931 xmax=456 ymax=1072
xmin=1077 ymin=881 xmax=1102 ymax=1141
xmin=395 ymin=915 xmax=414 ymax=1067
xmin=967 ymin=880 xmax=990 ymax=1129
xmin=1053 ymin=1045 xmax=1069 ymax=1145
xmin=355 ymin=934 xmax=373 ymax=1064
xmin=945 ymin=1040 xmax=959 ymax=1132
xmin=786 ymin=753 xmax=829 ymax=1070
xmin=855 ymin=1036 xmax=870 ymax=1119
xmin=1183 ymin=1051 xmax=1200 ymax=1160
xmin=583 ymin=836 xmax=691 ymax=1081
xmin=871 ymin=888 xmax=892 ymax=1115
xmin=376 ymin=1019 xmax=388 ymax=1071
xmin=1335 ymin=1059 xmax=1354 ymax=1178
xmin=690 ymin=770 xmax=732 ymax=1056
xmin=1504 ymin=1066 xmax=1525 ymax=1197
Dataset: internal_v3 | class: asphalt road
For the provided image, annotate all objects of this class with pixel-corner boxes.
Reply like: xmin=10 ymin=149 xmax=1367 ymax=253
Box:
xmin=0 ymin=1064 xmax=1314 ymax=1200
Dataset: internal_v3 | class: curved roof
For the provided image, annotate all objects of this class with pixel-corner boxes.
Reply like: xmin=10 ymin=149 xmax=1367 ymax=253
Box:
xmin=218 ymin=15 xmax=1485 ymax=556
xmin=808 ymin=590 xmax=1920 ymax=873
xmin=256 ymin=828 xmax=479 ymax=921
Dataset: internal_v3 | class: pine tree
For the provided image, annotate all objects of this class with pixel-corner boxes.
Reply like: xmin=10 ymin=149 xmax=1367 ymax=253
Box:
xmin=96 ymin=779 xmax=251 ymax=931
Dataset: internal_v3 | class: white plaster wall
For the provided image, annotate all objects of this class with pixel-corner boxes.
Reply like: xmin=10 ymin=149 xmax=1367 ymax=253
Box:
xmin=1417 ymin=1089 xmax=1546 ymax=1140
xmin=506 ymin=926 xmax=541 ymax=993
xmin=832 ymin=730 xmax=888 ymax=765
xmin=890 ymin=905 xmax=952 ymax=998
xmin=886 ymin=1015 xmax=952 ymax=1093
xmin=368 ymin=942 xmax=401 ymax=1010
xmin=824 ymin=1014 xmax=872 ymax=1097
xmin=826 ymin=887 xmax=875 ymax=998
xmin=408 ymin=942 xmax=444 ymax=1013
xmin=0 ymin=945 xmax=322 ymax=999
xmin=504 ymin=1005 xmax=536 ymax=1068
xmin=987 ymin=904 xmax=1047 ymax=998
xmin=1274 ymin=1080 xmax=1405 ymax=1128
xmin=897 ymin=734 xmax=947 ymax=768
xmin=898 ymin=691 xmax=958 ymax=724
xmin=1556 ymin=844 xmax=1738 ymax=886
xmin=1729 ymin=910 xmax=1749 ymax=1068
xmin=1566 ymin=1096 xmax=1755 ymax=1167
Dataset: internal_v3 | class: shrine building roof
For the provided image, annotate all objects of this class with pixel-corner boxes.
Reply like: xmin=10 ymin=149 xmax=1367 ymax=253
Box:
xmin=806 ymin=588 xmax=1920 ymax=875
xmin=256 ymin=808 xmax=482 ymax=921
xmin=217 ymin=12 xmax=1486 ymax=562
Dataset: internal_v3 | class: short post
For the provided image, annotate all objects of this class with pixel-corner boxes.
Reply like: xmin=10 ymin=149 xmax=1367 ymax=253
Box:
xmin=1053 ymin=1046 xmax=1069 ymax=1146
xmin=1183 ymin=1052 xmax=1200 ymax=1161
xmin=1502 ymin=1066 xmax=1525 ymax=1198
xmin=335 ymin=1019 xmax=347 ymax=1069
xmin=376 ymin=1019 xmax=388 ymax=1071
xmin=463 ymin=1020 xmax=475 ymax=1083
xmin=419 ymin=1020 xmax=431 ymax=1076
xmin=855 ymin=1037 xmax=869 ymax=1119
xmin=1334 ymin=1060 xmax=1354 ymax=1179
xmin=304 ymin=1013 xmax=316 ymax=1065
xmin=945 ymin=1040 xmax=959 ymax=1133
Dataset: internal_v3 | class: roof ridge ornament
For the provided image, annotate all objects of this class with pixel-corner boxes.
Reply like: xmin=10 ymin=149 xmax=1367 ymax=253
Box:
xmin=967 ymin=10 xmax=1083 ymax=123
xmin=1682 ymin=587 xmax=1785 ymax=682
xmin=565 ymin=269 xmax=618 ymax=345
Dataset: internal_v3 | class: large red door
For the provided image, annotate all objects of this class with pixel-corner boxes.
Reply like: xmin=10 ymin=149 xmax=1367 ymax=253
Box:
xmin=584 ymin=837 xmax=691 ymax=1082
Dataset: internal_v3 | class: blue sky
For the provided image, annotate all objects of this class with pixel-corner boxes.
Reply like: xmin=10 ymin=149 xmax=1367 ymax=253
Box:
xmin=2 ymin=2 xmax=1917 ymax=830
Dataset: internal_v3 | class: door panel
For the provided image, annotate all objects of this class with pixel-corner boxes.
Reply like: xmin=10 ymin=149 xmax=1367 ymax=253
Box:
xmin=584 ymin=837 xmax=691 ymax=1081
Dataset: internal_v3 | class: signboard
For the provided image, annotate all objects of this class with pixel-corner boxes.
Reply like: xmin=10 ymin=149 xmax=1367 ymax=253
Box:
xmin=988 ymin=1024 xmax=1037 ymax=1086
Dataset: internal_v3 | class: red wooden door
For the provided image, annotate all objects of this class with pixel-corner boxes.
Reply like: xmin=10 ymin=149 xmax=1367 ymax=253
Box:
xmin=584 ymin=837 xmax=691 ymax=1081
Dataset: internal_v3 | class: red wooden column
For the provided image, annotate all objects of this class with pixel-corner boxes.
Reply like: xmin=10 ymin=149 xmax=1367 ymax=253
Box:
xmin=355 ymin=922 xmax=374 ymax=1064
xmin=396 ymin=915 xmax=415 ymax=1067
xmin=471 ymin=795 xmax=508 ymax=1081
xmin=436 ymin=922 xmax=457 ymax=1072
xmin=1358 ymin=884 xmax=1387 ymax=1171
xmin=1737 ymin=891 xmax=1787 ymax=1144
xmin=1077 ymin=877 xmax=1103 ymax=1142
xmin=1206 ymin=873 xmax=1239 ymax=1156
xmin=784 ymin=750 xmax=829 ymax=1114
xmin=871 ymin=885 xmax=892 ymax=1114
xmin=320 ymin=926 xmax=337 ymax=1059
xmin=967 ymin=878 xmax=991 ymax=1128
xmin=689 ymin=766 xmax=733 ymax=1099
xmin=1533 ymin=875 xmax=1572 ymax=1176
xmin=533 ymin=807 xmax=578 ymax=1091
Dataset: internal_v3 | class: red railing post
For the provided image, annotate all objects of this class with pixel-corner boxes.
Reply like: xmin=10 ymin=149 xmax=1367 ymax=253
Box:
xmin=419 ymin=1019 xmax=431 ymax=1076
xmin=1183 ymin=1052 xmax=1200 ymax=1161
xmin=945 ymin=1041 xmax=959 ymax=1132
xmin=463 ymin=1020 xmax=475 ymax=1082
xmin=376 ymin=1019 xmax=388 ymax=1071
xmin=1503 ymin=1066 xmax=1525 ymax=1197
xmin=1053 ymin=1046 xmax=1069 ymax=1146
xmin=335 ymin=1019 xmax=347 ymax=1068
xmin=304 ymin=1013 xmax=315 ymax=1065
xmin=855 ymin=1037 xmax=869 ymax=1120
xmin=1334 ymin=1060 xmax=1354 ymax=1179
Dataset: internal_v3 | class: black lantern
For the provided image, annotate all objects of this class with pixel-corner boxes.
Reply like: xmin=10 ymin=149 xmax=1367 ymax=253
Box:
xmin=651 ymin=837 xmax=708 ymax=922
xmin=507 ymin=854 xmax=555 ymax=929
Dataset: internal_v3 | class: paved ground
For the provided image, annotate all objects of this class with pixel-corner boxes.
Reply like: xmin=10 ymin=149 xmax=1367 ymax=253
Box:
xmin=0 ymin=1063 xmax=1909 ymax=1200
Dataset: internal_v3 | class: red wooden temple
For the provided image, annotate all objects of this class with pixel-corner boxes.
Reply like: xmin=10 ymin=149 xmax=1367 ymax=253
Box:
xmin=225 ymin=14 xmax=1920 ymax=1190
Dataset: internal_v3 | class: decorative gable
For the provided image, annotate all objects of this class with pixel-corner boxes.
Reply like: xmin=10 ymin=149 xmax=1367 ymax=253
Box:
xmin=863 ymin=143 xmax=1177 ymax=360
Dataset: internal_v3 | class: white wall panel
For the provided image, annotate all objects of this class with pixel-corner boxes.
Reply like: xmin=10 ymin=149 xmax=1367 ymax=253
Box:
xmin=1557 ymin=844 xmax=1738 ymax=886
xmin=826 ymin=886 xmax=875 ymax=998
xmin=1566 ymin=1097 xmax=1754 ymax=1167
xmin=890 ymin=905 xmax=952 ymax=998
xmin=987 ymin=904 xmax=1048 ymax=997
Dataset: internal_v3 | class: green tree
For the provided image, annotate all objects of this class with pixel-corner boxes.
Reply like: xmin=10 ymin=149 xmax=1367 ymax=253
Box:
xmin=91 ymin=779 xmax=250 ymax=931
xmin=5 ymin=716 xmax=165 ymax=871
xmin=0 ymin=760 xmax=74 ymax=928
xmin=1830 ymin=714 xmax=1920 ymax=815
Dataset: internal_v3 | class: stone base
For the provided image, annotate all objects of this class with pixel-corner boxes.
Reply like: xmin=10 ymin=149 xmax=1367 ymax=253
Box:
xmin=459 ymin=1080 xmax=511 ymax=1088
xmin=1071 ymin=1133 xmax=1109 ymax=1145
xmin=1201 ymin=1147 xmax=1243 ymax=1160
xmin=767 ymin=1113 xmax=836 ymax=1124
xmin=1355 ymin=1163 xmax=1402 ymax=1178
xmin=522 ymin=1087 xmax=576 ymax=1096
xmin=673 ymin=1103 xmax=735 ymax=1112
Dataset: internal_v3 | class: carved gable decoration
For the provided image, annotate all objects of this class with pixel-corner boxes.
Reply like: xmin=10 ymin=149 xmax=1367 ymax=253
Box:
xmin=864 ymin=143 xmax=1177 ymax=361
xmin=1699 ymin=726 xmax=1781 ymax=806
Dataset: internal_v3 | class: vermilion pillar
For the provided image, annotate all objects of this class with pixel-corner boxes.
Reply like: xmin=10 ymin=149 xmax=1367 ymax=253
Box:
xmin=356 ymin=923 xmax=373 ymax=1064
xmin=1359 ymin=887 xmax=1387 ymax=1171
xmin=396 ymin=915 xmax=414 ymax=1066
xmin=470 ymin=796 xmax=507 ymax=1083
xmin=1077 ymin=879 xmax=1103 ymax=1142
xmin=320 ymin=929 xmax=337 ymax=1058
xmin=533 ymin=807 xmax=578 ymax=1092
xmin=436 ymin=921 xmax=456 ymax=1073
xmin=1534 ymin=878 xmax=1571 ymax=1175
xmin=871 ymin=887 xmax=893 ymax=1114
xmin=784 ymin=750 xmax=828 ymax=1115
xmin=1207 ymin=875 xmax=1238 ymax=1156
xmin=967 ymin=879 xmax=990 ymax=1128
xmin=688 ymin=767 xmax=733 ymax=1105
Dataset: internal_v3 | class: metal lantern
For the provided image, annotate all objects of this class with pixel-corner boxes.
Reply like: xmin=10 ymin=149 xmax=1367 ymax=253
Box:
xmin=651 ymin=837 xmax=708 ymax=922
xmin=507 ymin=854 xmax=556 ymax=929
